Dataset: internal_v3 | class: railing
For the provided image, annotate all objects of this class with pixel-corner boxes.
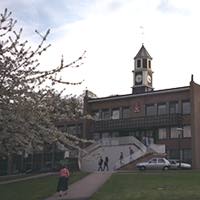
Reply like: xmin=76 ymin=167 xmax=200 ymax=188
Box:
xmin=91 ymin=114 xmax=183 ymax=132
xmin=114 ymin=149 xmax=146 ymax=170
xmin=81 ymin=136 xmax=146 ymax=158
xmin=80 ymin=136 xmax=166 ymax=172
xmin=97 ymin=136 xmax=147 ymax=152
xmin=81 ymin=143 xmax=101 ymax=157
xmin=147 ymin=143 xmax=165 ymax=154
xmin=113 ymin=143 xmax=166 ymax=170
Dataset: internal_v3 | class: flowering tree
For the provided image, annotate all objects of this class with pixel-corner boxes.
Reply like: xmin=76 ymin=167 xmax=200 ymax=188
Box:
xmin=0 ymin=8 xmax=91 ymax=160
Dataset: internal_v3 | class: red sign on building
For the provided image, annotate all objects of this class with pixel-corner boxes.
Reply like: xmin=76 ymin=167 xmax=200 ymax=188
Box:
xmin=133 ymin=103 xmax=141 ymax=113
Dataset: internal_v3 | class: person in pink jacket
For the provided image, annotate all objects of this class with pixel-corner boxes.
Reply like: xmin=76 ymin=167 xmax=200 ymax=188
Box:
xmin=57 ymin=165 xmax=70 ymax=197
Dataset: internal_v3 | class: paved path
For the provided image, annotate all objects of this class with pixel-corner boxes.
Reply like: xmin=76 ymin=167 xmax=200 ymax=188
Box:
xmin=45 ymin=172 xmax=112 ymax=200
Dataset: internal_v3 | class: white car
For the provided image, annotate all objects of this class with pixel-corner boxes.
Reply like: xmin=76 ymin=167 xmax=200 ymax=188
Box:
xmin=136 ymin=157 xmax=170 ymax=170
xmin=169 ymin=159 xmax=191 ymax=170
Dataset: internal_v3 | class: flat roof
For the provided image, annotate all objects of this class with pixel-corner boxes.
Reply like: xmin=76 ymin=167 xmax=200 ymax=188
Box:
xmin=88 ymin=86 xmax=190 ymax=103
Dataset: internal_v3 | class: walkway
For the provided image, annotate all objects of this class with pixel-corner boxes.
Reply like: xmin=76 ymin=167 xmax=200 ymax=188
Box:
xmin=45 ymin=172 xmax=112 ymax=200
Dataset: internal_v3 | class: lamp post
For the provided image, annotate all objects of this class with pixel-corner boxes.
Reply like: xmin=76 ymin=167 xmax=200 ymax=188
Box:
xmin=177 ymin=128 xmax=183 ymax=168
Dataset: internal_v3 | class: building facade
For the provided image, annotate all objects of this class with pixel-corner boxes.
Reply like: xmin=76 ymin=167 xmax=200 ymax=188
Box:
xmin=80 ymin=45 xmax=200 ymax=169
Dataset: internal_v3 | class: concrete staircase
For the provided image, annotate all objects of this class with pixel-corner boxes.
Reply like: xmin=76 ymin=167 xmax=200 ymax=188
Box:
xmin=79 ymin=136 xmax=166 ymax=172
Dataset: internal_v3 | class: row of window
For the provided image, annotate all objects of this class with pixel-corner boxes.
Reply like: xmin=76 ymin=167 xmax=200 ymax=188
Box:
xmin=167 ymin=149 xmax=191 ymax=163
xmin=93 ymin=107 xmax=129 ymax=120
xmin=158 ymin=126 xmax=191 ymax=139
xmin=58 ymin=124 xmax=82 ymax=136
xmin=93 ymin=126 xmax=191 ymax=141
xmin=136 ymin=58 xmax=151 ymax=69
xmin=92 ymin=101 xmax=191 ymax=120
xmin=146 ymin=101 xmax=190 ymax=116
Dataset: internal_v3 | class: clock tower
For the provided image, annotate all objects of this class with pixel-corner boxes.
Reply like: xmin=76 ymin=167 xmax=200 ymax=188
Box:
xmin=132 ymin=44 xmax=153 ymax=94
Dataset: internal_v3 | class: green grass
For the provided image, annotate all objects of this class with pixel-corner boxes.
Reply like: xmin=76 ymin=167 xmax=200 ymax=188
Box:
xmin=0 ymin=171 xmax=88 ymax=200
xmin=91 ymin=171 xmax=200 ymax=200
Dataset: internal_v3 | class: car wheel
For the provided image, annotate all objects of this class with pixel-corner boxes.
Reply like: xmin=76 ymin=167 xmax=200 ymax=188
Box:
xmin=163 ymin=166 xmax=169 ymax=170
xmin=139 ymin=166 xmax=146 ymax=170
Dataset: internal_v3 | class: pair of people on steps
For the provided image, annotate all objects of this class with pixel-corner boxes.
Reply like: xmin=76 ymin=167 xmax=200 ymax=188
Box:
xmin=98 ymin=156 xmax=109 ymax=171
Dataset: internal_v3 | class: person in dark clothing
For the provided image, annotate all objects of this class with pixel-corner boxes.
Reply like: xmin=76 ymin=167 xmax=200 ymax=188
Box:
xmin=103 ymin=156 xmax=109 ymax=171
xmin=98 ymin=156 xmax=103 ymax=171
xmin=129 ymin=147 xmax=134 ymax=160
xmin=57 ymin=165 xmax=70 ymax=197
xmin=120 ymin=152 xmax=124 ymax=165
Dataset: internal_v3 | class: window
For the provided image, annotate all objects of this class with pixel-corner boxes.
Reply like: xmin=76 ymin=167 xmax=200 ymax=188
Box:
xmin=93 ymin=133 xmax=101 ymax=140
xmin=112 ymin=132 xmax=119 ymax=137
xmin=122 ymin=107 xmax=130 ymax=118
xmin=93 ymin=110 xmax=100 ymax=120
xmin=76 ymin=125 xmax=81 ymax=136
xmin=158 ymin=158 xmax=165 ymax=163
xmin=168 ymin=149 xmax=180 ymax=159
xmin=182 ymin=149 xmax=192 ymax=163
xmin=170 ymin=127 xmax=179 ymax=138
xmin=158 ymin=103 xmax=167 ymax=115
xmin=148 ymin=60 xmax=151 ymax=68
xmin=102 ymin=109 xmax=110 ymax=120
xmin=67 ymin=125 xmax=76 ymax=135
xmin=102 ymin=132 xmax=110 ymax=138
xmin=158 ymin=128 xmax=167 ymax=139
xmin=149 ymin=158 xmax=157 ymax=163
xmin=57 ymin=125 xmax=65 ymax=132
xmin=169 ymin=102 xmax=179 ymax=114
xmin=182 ymin=101 xmax=191 ymax=114
xmin=183 ymin=126 xmax=191 ymax=138
xmin=146 ymin=104 xmax=156 ymax=116
xmin=143 ymin=59 xmax=147 ymax=68
xmin=137 ymin=59 xmax=141 ymax=68
xmin=111 ymin=109 xmax=120 ymax=119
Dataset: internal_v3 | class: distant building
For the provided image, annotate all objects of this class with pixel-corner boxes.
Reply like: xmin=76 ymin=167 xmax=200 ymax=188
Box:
xmin=78 ymin=44 xmax=200 ymax=169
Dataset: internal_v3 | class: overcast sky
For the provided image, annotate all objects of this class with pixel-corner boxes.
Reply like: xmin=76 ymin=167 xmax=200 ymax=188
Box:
xmin=1 ymin=0 xmax=200 ymax=97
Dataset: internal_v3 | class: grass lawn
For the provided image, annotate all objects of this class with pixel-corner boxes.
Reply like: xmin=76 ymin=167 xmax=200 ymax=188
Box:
xmin=91 ymin=171 xmax=200 ymax=200
xmin=0 ymin=171 xmax=88 ymax=200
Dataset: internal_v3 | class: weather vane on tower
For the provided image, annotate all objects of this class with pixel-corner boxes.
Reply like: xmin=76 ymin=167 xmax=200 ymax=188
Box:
xmin=139 ymin=26 xmax=144 ymax=45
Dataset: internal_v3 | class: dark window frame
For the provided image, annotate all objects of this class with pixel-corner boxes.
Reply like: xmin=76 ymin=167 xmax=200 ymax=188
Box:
xmin=148 ymin=60 xmax=151 ymax=68
xmin=122 ymin=107 xmax=130 ymax=119
xmin=169 ymin=101 xmax=179 ymax=114
xmin=182 ymin=100 xmax=191 ymax=114
xmin=143 ymin=59 xmax=147 ymax=68
xmin=157 ymin=103 xmax=167 ymax=115
xmin=102 ymin=109 xmax=110 ymax=120
xmin=145 ymin=104 xmax=156 ymax=116
xmin=137 ymin=59 xmax=141 ymax=68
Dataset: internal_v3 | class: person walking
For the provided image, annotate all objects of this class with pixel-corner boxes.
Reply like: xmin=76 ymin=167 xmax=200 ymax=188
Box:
xmin=57 ymin=165 xmax=70 ymax=197
xmin=103 ymin=156 xmax=109 ymax=171
xmin=129 ymin=147 xmax=134 ymax=160
xmin=98 ymin=156 xmax=103 ymax=171
xmin=119 ymin=152 xmax=124 ymax=165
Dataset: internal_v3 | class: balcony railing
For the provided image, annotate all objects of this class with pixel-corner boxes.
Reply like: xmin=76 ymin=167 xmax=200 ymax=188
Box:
xmin=91 ymin=114 xmax=183 ymax=132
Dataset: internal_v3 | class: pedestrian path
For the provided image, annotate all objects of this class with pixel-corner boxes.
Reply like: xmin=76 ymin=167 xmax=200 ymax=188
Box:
xmin=45 ymin=172 xmax=112 ymax=200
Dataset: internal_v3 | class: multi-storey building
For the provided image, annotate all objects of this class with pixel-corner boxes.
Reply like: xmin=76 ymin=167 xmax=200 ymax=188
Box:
xmin=80 ymin=44 xmax=200 ymax=169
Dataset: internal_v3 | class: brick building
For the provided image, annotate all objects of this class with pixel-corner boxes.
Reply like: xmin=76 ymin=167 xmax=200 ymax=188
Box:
xmin=79 ymin=44 xmax=200 ymax=169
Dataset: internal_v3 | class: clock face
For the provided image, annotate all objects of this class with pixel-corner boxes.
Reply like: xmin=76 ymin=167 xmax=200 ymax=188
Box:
xmin=135 ymin=74 xmax=142 ymax=83
xmin=147 ymin=75 xmax=152 ymax=83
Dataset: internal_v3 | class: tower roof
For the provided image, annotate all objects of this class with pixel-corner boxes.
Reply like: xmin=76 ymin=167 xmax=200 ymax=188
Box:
xmin=134 ymin=44 xmax=152 ymax=60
